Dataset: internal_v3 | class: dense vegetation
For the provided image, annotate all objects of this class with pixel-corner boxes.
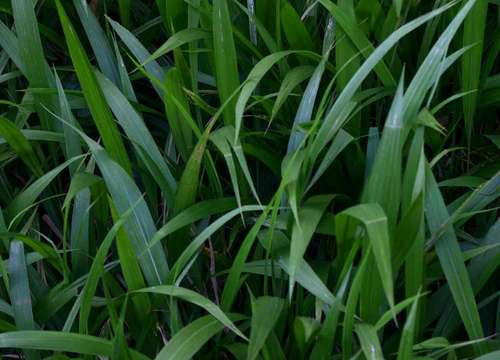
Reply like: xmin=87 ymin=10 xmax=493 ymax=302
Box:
xmin=0 ymin=0 xmax=498 ymax=358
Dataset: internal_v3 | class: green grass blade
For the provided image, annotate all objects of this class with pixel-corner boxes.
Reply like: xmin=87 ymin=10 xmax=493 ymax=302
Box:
xmin=355 ymin=323 xmax=384 ymax=360
xmin=310 ymin=0 xmax=457 ymax=159
xmin=319 ymin=0 xmax=395 ymax=87
xmin=280 ymin=1 xmax=314 ymax=52
xmin=336 ymin=204 xmax=394 ymax=312
xmin=145 ymin=28 xmax=210 ymax=65
xmin=88 ymin=142 xmax=169 ymax=286
xmin=154 ymin=314 xmax=244 ymax=360
xmin=212 ymin=0 xmax=240 ymax=125
xmin=168 ymin=204 xmax=263 ymax=286
xmin=287 ymin=55 xmax=329 ymax=153
xmin=270 ymin=65 xmax=314 ymax=122
xmin=6 ymin=156 xmax=84 ymax=228
xmin=95 ymin=70 xmax=177 ymax=205
xmin=164 ymin=67 xmax=194 ymax=161
xmin=0 ymin=331 xmax=149 ymax=360
xmin=424 ymin=162 xmax=485 ymax=354
xmin=0 ymin=19 xmax=25 ymax=73
xmin=235 ymin=50 xmax=295 ymax=141
xmin=0 ymin=116 xmax=43 ymax=177
xmin=247 ymin=296 xmax=284 ymax=360
xmin=461 ymin=0 xmax=487 ymax=146
xmin=289 ymin=195 xmax=333 ymax=299
xmin=55 ymin=0 xmax=131 ymax=174
xmin=108 ymin=17 xmax=165 ymax=95
xmin=134 ymin=285 xmax=246 ymax=340
xmin=78 ymin=198 xmax=138 ymax=334
xmin=8 ymin=241 xmax=39 ymax=360
xmin=397 ymin=294 xmax=420 ymax=360
xmin=72 ymin=0 xmax=120 ymax=85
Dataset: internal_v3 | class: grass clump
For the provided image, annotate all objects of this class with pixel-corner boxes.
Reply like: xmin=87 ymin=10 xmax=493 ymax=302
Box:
xmin=0 ymin=0 xmax=499 ymax=358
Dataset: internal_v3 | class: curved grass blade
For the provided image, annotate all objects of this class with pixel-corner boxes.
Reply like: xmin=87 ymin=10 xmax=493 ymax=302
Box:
xmin=55 ymin=0 xmax=131 ymax=174
xmin=6 ymin=155 xmax=84 ymax=228
xmin=134 ymin=285 xmax=246 ymax=340
xmin=95 ymin=71 xmax=177 ymax=206
xmin=396 ymin=294 xmax=420 ymax=360
xmin=79 ymin=197 xmax=139 ymax=334
xmin=154 ymin=314 xmax=244 ymax=360
xmin=319 ymin=0 xmax=395 ymax=87
xmin=0 ymin=116 xmax=43 ymax=177
xmin=289 ymin=195 xmax=333 ymax=299
xmin=310 ymin=0 xmax=458 ymax=159
xmin=107 ymin=17 xmax=165 ymax=96
xmin=145 ymin=28 xmax=210 ymax=65
xmin=336 ymin=204 xmax=394 ymax=312
xmin=72 ymin=0 xmax=120 ymax=85
xmin=0 ymin=331 xmax=150 ymax=360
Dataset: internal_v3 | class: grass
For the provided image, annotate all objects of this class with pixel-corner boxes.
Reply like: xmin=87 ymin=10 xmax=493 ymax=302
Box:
xmin=0 ymin=0 xmax=498 ymax=358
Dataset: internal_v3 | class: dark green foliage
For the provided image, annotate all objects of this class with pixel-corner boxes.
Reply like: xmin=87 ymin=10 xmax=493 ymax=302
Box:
xmin=0 ymin=0 xmax=498 ymax=359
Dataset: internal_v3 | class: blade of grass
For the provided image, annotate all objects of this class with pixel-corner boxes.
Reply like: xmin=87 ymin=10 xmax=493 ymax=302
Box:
xmin=55 ymin=0 xmax=131 ymax=174
xmin=8 ymin=241 xmax=39 ymax=360
xmin=72 ymin=0 xmax=120 ymax=85
xmin=461 ymin=0 xmax=487 ymax=147
xmin=154 ymin=314 xmax=244 ymax=360
xmin=0 ymin=331 xmax=149 ymax=360
xmin=247 ymin=296 xmax=284 ymax=360
xmin=134 ymin=285 xmax=246 ymax=340
xmin=424 ymin=162 xmax=485 ymax=354
xmin=212 ymin=0 xmax=240 ymax=125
